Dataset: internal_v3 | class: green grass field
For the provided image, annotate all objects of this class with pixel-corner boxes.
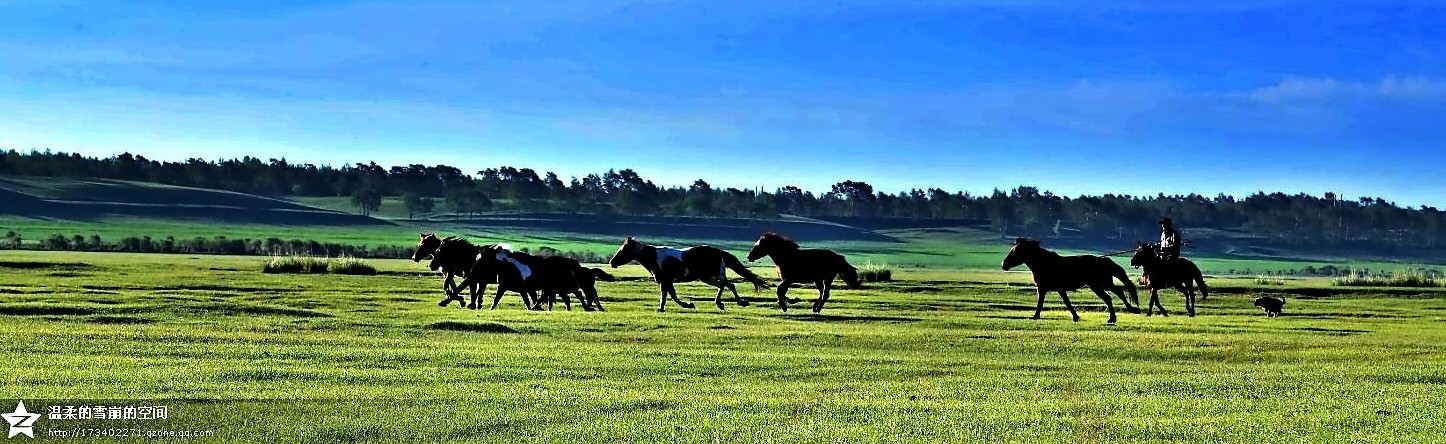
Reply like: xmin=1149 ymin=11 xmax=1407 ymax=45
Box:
xmin=2 ymin=250 xmax=1444 ymax=442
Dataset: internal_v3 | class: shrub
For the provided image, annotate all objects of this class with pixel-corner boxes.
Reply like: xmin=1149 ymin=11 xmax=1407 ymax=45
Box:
xmin=263 ymin=255 xmax=308 ymax=274
xmin=858 ymin=262 xmax=893 ymax=282
xmin=329 ymin=256 xmax=377 ymax=276
xmin=1334 ymin=268 xmax=1440 ymax=287
xmin=1254 ymin=275 xmax=1285 ymax=286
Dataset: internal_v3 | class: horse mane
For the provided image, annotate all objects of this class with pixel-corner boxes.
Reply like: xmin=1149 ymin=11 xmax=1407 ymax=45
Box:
xmin=762 ymin=232 xmax=800 ymax=250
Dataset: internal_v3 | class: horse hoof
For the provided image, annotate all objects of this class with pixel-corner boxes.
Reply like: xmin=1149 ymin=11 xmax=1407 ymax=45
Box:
xmin=656 ymin=308 xmax=666 ymax=313
xmin=466 ymin=304 xmax=477 ymax=310
xmin=680 ymin=303 xmax=696 ymax=309
xmin=715 ymin=303 xmax=726 ymax=310
xmin=1030 ymin=315 xmax=1041 ymax=320
xmin=1071 ymin=317 xmax=1080 ymax=323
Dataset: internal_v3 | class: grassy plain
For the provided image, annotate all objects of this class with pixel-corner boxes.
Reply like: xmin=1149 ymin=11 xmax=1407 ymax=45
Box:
xmin=1 ymin=250 xmax=1444 ymax=442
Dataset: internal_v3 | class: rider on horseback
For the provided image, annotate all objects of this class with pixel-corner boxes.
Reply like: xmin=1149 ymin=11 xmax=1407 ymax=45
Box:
xmin=1157 ymin=217 xmax=1181 ymax=261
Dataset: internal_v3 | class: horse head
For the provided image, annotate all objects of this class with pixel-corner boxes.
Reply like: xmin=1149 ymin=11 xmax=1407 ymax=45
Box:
xmin=413 ymin=232 xmax=441 ymax=263
xmin=747 ymin=232 xmax=795 ymax=262
xmin=1002 ymin=237 xmax=1039 ymax=271
xmin=1129 ymin=241 xmax=1154 ymax=268
xmin=609 ymin=236 xmax=638 ymax=268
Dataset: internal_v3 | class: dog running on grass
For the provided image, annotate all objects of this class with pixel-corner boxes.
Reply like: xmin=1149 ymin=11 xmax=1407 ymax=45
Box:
xmin=1253 ymin=296 xmax=1285 ymax=317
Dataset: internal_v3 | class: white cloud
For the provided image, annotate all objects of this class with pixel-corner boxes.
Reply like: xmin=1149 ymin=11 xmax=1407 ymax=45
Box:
xmin=1248 ymin=76 xmax=1446 ymax=102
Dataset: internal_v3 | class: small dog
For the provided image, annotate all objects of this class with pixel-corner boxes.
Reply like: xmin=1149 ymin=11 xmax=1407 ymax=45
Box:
xmin=1253 ymin=296 xmax=1285 ymax=317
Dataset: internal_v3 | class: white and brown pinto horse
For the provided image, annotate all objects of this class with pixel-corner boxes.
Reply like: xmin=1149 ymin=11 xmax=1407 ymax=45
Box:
xmin=609 ymin=237 xmax=770 ymax=312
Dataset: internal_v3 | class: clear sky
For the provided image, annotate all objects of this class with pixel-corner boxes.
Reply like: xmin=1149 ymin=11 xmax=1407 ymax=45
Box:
xmin=1 ymin=1 xmax=1444 ymax=206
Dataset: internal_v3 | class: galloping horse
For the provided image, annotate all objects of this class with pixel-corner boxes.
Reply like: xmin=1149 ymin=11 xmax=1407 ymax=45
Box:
xmin=1130 ymin=242 xmax=1209 ymax=317
xmin=746 ymin=232 xmax=859 ymax=313
xmin=609 ymin=237 xmax=770 ymax=312
xmin=1001 ymin=238 xmax=1140 ymax=324
xmin=446 ymin=244 xmax=614 ymax=311
xmin=418 ymin=235 xmax=493 ymax=308
xmin=413 ymin=232 xmax=467 ymax=298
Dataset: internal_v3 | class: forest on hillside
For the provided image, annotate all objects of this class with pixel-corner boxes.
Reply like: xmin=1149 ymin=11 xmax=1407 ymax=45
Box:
xmin=2 ymin=149 xmax=1443 ymax=249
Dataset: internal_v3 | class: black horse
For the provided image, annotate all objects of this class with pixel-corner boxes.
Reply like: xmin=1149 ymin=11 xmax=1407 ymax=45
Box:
xmin=419 ymin=235 xmax=494 ymax=308
xmin=449 ymin=245 xmax=614 ymax=311
xmin=746 ymin=232 xmax=859 ymax=313
xmin=1130 ymin=242 xmax=1210 ymax=317
xmin=609 ymin=236 xmax=770 ymax=312
xmin=1001 ymin=238 xmax=1140 ymax=324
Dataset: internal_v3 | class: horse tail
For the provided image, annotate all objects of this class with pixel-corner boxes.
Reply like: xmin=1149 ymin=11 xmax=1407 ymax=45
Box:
xmin=1111 ymin=261 xmax=1139 ymax=305
xmin=838 ymin=255 xmax=862 ymax=289
xmin=1194 ymin=266 xmax=1209 ymax=301
xmin=589 ymin=267 xmax=617 ymax=282
xmin=720 ymin=249 xmax=771 ymax=290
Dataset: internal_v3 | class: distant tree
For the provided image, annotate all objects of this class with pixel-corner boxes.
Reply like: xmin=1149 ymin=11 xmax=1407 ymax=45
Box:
xmin=402 ymin=191 xmax=435 ymax=219
xmin=351 ymin=187 xmax=383 ymax=216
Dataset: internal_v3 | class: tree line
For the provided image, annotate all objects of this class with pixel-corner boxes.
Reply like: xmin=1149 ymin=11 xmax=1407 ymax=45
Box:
xmin=2 ymin=231 xmax=608 ymax=262
xmin=2 ymin=149 xmax=1443 ymax=249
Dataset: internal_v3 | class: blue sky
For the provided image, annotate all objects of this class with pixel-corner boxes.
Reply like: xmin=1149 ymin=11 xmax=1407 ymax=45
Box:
xmin=1 ymin=1 xmax=1444 ymax=205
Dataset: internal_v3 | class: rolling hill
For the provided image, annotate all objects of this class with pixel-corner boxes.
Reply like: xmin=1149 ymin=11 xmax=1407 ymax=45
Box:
xmin=0 ymin=175 xmax=1441 ymax=273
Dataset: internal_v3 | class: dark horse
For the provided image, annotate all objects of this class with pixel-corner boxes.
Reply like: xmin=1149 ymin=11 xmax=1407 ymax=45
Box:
xmin=448 ymin=244 xmax=614 ymax=311
xmin=422 ymin=235 xmax=494 ymax=308
xmin=412 ymin=232 xmax=464 ymax=296
xmin=1130 ymin=242 xmax=1209 ymax=317
xmin=609 ymin=237 xmax=770 ymax=312
xmin=1001 ymin=238 xmax=1140 ymax=324
xmin=746 ymin=232 xmax=860 ymax=313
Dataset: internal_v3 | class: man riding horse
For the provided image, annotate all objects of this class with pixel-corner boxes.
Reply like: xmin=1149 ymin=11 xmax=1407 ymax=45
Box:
xmin=1157 ymin=217 xmax=1181 ymax=261
xmin=1134 ymin=217 xmax=1208 ymax=314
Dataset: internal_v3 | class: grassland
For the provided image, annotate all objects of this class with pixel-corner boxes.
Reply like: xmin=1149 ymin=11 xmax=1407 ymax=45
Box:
xmin=1 ymin=250 xmax=1444 ymax=442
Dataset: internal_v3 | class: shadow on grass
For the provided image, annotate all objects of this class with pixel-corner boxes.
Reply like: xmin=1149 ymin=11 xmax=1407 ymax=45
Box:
xmin=777 ymin=313 xmax=921 ymax=323
xmin=427 ymin=320 xmax=522 ymax=334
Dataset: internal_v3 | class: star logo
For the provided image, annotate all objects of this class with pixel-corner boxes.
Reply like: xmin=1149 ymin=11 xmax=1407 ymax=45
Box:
xmin=3 ymin=400 xmax=39 ymax=439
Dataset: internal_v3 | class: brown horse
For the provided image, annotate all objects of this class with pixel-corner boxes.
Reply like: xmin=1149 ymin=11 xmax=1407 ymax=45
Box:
xmin=609 ymin=237 xmax=770 ymax=312
xmin=427 ymin=237 xmax=497 ymax=308
xmin=1130 ymin=242 xmax=1209 ymax=317
xmin=413 ymin=232 xmax=481 ymax=307
xmin=1001 ymin=238 xmax=1140 ymax=324
xmin=746 ymin=232 xmax=859 ymax=313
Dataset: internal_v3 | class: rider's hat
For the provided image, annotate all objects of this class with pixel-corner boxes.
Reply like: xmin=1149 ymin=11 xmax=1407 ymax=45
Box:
xmin=1159 ymin=217 xmax=1173 ymax=225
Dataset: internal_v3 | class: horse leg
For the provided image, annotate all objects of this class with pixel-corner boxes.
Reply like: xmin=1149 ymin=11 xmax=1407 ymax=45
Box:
xmin=710 ymin=279 xmax=727 ymax=310
xmin=1178 ymin=284 xmax=1195 ymax=317
xmin=1090 ymin=286 xmax=1117 ymax=324
xmin=776 ymin=281 xmax=795 ymax=311
xmin=1149 ymin=288 xmax=1169 ymax=317
xmin=722 ymin=281 xmax=749 ymax=307
xmin=586 ymin=287 xmax=605 ymax=312
xmin=668 ymin=284 xmax=695 ymax=309
xmin=489 ymin=286 xmax=506 ymax=310
xmin=558 ymin=290 xmax=573 ymax=311
xmin=657 ymin=283 xmax=671 ymax=312
xmin=468 ymin=281 xmax=486 ymax=310
xmin=1113 ymin=287 xmax=1140 ymax=314
xmin=813 ymin=280 xmax=832 ymax=313
xmin=1057 ymin=291 xmax=1080 ymax=323
xmin=1031 ymin=288 xmax=1047 ymax=320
